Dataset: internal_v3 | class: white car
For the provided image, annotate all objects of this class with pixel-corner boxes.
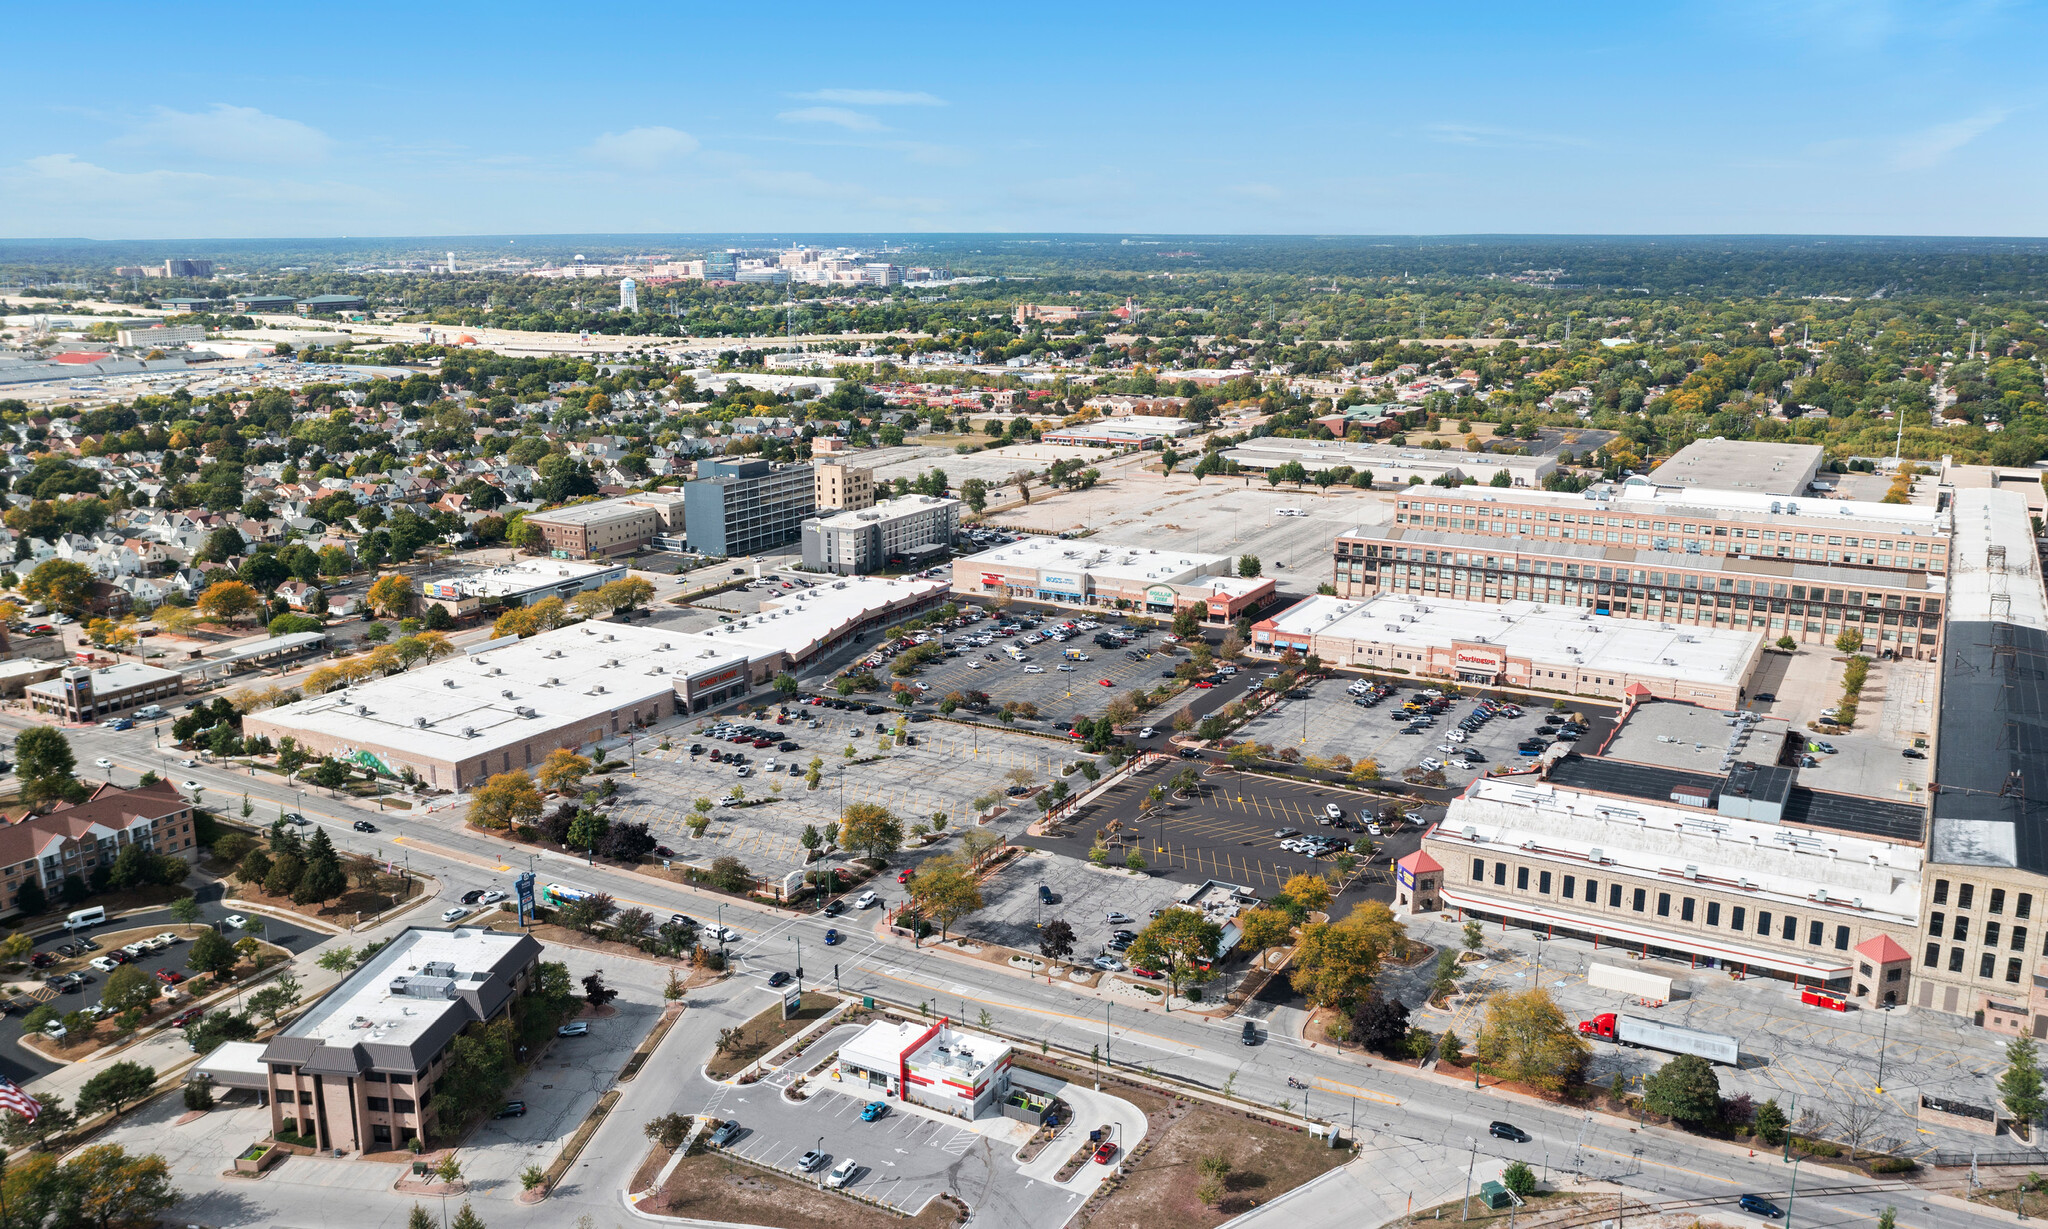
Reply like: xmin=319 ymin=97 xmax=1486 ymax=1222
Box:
xmin=151 ymin=933 xmax=180 ymax=948
xmin=1446 ymin=730 xmax=1467 ymax=743
xmin=1420 ymin=757 xmax=1444 ymax=771
xmin=1023 ymin=665 xmax=1044 ymax=674
xmin=442 ymin=906 xmax=468 ymax=922
xmin=1056 ymin=665 xmax=1074 ymax=672
xmin=93 ymin=758 xmax=112 ymax=769
xmin=181 ymin=780 xmax=202 ymax=794
xmin=179 ymin=758 xmax=197 ymax=768
xmin=479 ymin=890 xmax=506 ymax=905
xmin=222 ymin=914 xmax=247 ymax=929
xmin=1323 ymin=803 xmax=1344 ymax=820
xmin=826 ymin=1158 xmax=859 ymax=1188
xmin=967 ymin=662 xmax=983 ymax=669
xmin=88 ymin=956 xmax=121 ymax=972
xmin=1138 ymin=726 xmax=1156 ymax=739
xmin=855 ymin=890 xmax=879 ymax=909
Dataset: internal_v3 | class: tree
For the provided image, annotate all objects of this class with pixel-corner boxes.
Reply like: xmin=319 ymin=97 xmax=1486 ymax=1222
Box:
xmin=960 ymin=477 xmax=989 ymax=512
xmin=1463 ymin=921 xmax=1485 ymax=954
xmin=14 ymin=725 xmax=80 ymax=808
xmin=1350 ymin=992 xmax=1411 ymax=1055
xmin=1280 ymin=872 xmax=1333 ymax=915
xmin=468 ymin=772 xmax=542 ymax=831
xmin=2002 ymin=1035 xmax=2045 ymax=1127
xmin=23 ymin=559 xmax=94 ymax=615
xmin=1039 ymin=919 xmax=1076 ymax=963
xmin=185 ymin=1011 xmax=258 ymax=1054
xmin=366 ymin=573 xmax=413 ymax=619
xmin=537 ymin=749 xmax=593 ymax=794
xmin=76 ymin=1061 xmax=157 ymax=1117
xmin=249 ymin=973 xmax=304 ymax=1026
xmin=1290 ymin=901 xmax=1406 ymax=1011
xmin=1753 ymin=1097 xmax=1789 ymax=1145
xmin=557 ymin=892 xmax=617 ymax=934
xmin=1643 ymin=1053 xmax=1722 ymax=1126
xmin=583 ymin=970 xmax=618 ymax=1009
xmin=99 ymin=966 xmax=158 ymax=1015
xmin=293 ymin=828 xmax=347 ymax=907
xmin=1835 ymin=628 xmax=1865 ymax=655
xmin=408 ymin=1207 xmax=437 ymax=1229
xmin=450 ymin=1204 xmax=487 ymax=1229
xmin=62 ymin=1143 xmax=179 ymax=1229
xmin=1501 ymin=1160 xmax=1537 ymax=1198
xmin=197 ymin=579 xmax=263 ymax=625
xmin=1 ymin=1089 xmax=75 ymax=1152
xmin=645 ymin=1111 xmax=692 ymax=1150
xmin=313 ymin=757 xmax=349 ymax=789
xmin=1475 ymin=988 xmax=1590 ymax=1092
xmin=839 ymin=802 xmax=903 ymax=860
xmin=1236 ymin=554 xmax=1262 ymax=578
xmin=186 ymin=927 xmax=237 ymax=976
xmin=905 ymin=855 xmax=983 ymax=945
xmin=1126 ymin=907 xmax=1223 ymax=1000
xmin=1237 ymin=906 xmax=1292 ymax=954
xmin=318 ymin=946 xmax=357 ymax=974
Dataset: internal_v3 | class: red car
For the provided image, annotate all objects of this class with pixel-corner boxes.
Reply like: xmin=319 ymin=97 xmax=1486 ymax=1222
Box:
xmin=1097 ymin=679 xmax=1114 ymax=687
xmin=1129 ymin=966 xmax=1163 ymax=980
xmin=170 ymin=1008 xmax=206 ymax=1028
xmin=752 ymin=738 xmax=773 ymax=748
xmin=897 ymin=868 xmax=915 ymax=883
xmin=1093 ymin=1140 xmax=1118 ymax=1164
xmin=1193 ymin=681 xmax=1215 ymax=689
xmin=155 ymin=969 xmax=185 ymax=985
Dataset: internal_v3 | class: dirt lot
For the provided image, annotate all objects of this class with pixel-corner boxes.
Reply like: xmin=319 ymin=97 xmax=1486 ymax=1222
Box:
xmin=1078 ymin=1093 xmax=1349 ymax=1229
xmin=654 ymin=1151 xmax=965 ymax=1229
xmin=705 ymin=991 xmax=839 ymax=1079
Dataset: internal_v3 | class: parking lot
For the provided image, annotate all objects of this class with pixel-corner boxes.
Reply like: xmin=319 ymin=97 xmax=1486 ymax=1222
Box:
xmin=1028 ymin=762 xmax=1435 ymax=903
xmin=1235 ymin=676 xmax=1618 ymax=783
xmin=956 ymin=846 xmax=1187 ymax=960
xmin=1743 ymin=649 xmax=1934 ymax=802
xmin=615 ymin=704 xmax=1101 ymax=888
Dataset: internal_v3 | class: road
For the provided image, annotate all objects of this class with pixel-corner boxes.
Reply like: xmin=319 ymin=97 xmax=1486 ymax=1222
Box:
xmin=20 ymin=711 xmax=2002 ymax=1229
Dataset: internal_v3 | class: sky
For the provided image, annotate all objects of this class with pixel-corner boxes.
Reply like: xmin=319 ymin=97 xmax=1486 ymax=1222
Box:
xmin=3 ymin=0 xmax=2045 ymax=239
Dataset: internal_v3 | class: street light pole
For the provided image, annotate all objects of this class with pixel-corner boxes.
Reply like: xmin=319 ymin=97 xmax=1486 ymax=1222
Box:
xmin=1461 ymin=1136 xmax=1476 ymax=1221
xmin=1874 ymin=1010 xmax=1891 ymax=1094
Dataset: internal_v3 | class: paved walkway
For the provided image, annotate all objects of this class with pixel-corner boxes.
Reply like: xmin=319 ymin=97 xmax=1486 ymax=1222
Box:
xmin=1225 ymin=1138 xmax=1500 ymax=1229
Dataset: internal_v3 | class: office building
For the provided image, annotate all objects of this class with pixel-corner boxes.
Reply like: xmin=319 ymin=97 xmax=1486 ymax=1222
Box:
xmin=619 ymin=277 xmax=638 ymax=312
xmin=865 ymin=263 xmax=903 ymax=286
xmin=0 ymin=779 xmax=200 ymax=916
xmin=835 ymin=1018 xmax=1014 ymax=1120
xmin=161 ymin=259 xmax=215 ymax=279
xmin=953 ymin=536 xmax=1275 ymax=620
xmin=1251 ymin=592 xmax=1764 ymax=707
xmin=814 ymin=461 xmax=876 ymax=513
xmin=1647 ymin=440 xmax=1824 ymax=499
xmin=1916 ymin=489 xmax=2048 ymax=1032
xmin=802 ymin=495 xmax=961 ymax=575
xmin=26 ymin=664 xmax=182 ymax=722
xmin=1425 ymin=776 xmax=1921 ymax=989
xmin=232 ymin=294 xmax=297 ymax=314
xmin=1333 ymin=478 xmax=1949 ymax=658
xmin=297 ymin=294 xmax=368 ymax=317
xmin=243 ymin=577 xmax=945 ymax=788
xmin=522 ymin=493 xmax=685 ymax=558
xmin=159 ymin=297 xmax=219 ymax=313
xmin=259 ymin=926 xmax=544 ymax=1152
xmin=116 ymin=324 xmax=205 ymax=348
xmin=683 ymin=459 xmax=816 ymax=558
xmin=703 ymin=250 xmax=737 ymax=280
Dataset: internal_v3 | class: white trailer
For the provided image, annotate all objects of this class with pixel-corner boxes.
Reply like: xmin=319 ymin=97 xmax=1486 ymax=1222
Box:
xmin=1579 ymin=1012 xmax=1739 ymax=1065
xmin=1588 ymin=963 xmax=1673 ymax=1003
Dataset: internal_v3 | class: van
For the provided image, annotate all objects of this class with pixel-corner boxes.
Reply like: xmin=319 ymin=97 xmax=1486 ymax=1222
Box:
xmin=134 ymin=705 xmax=165 ymax=719
xmin=65 ymin=906 xmax=106 ymax=930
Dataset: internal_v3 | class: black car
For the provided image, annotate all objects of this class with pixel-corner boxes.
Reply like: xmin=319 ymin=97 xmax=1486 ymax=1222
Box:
xmin=1488 ymin=1121 xmax=1531 ymax=1142
xmin=353 ymin=820 xmax=377 ymax=832
xmin=689 ymin=743 xmax=704 ymax=755
xmin=1902 ymin=748 xmax=1926 ymax=759
xmin=822 ymin=899 xmax=846 ymax=917
xmin=495 ymin=1101 xmax=527 ymax=1118
xmin=1738 ymin=1194 xmax=1784 ymax=1219
xmin=1178 ymin=748 xmax=1203 ymax=758
xmin=461 ymin=889 xmax=485 ymax=905
xmin=1753 ymin=692 xmax=1777 ymax=703
xmin=779 ymin=740 xmax=800 ymax=751
xmin=767 ymin=971 xmax=793 ymax=988
xmin=1241 ymin=1021 xmax=1260 ymax=1046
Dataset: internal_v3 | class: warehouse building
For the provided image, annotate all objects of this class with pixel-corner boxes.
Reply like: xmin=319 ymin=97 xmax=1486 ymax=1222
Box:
xmin=1224 ymin=437 xmax=1558 ymax=489
xmin=244 ymin=576 xmax=946 ymax=788
xmin=1646 ymin=439 xmax=1824 ymax=499
xmin=1039 ymin=417 xmax=1200 ymax=446
xmin=1334 ymin=479 xmax=1949 ymax=658
xmin=951 ymin=536 xmax=1275 ymax=620
xmin=801 ymin=494 xmax=961 ymax=575
xmin=523 ymin=492 xmax=686 ymax=558
xmin=684 ymin=459 xmax=817 ymax=557
xmin=1252 ymin=592 xmax=1765 ymax=706
xmin=1426 ymin=776 xmax=1921 ymax=988
xmin=259 ymin=926 xmax=544 ymax=1153
xmin=417 ymin=557 xmax=627 ymax=618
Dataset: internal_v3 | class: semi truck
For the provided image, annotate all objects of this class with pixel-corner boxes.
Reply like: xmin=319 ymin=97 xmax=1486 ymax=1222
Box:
xmin=1577 ymin=1012 xmax=1739 ymax=1065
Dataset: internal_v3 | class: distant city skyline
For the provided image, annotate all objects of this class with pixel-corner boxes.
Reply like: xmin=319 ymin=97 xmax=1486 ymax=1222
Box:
xmin=2 ymin=1 xmax=2043 ymax=239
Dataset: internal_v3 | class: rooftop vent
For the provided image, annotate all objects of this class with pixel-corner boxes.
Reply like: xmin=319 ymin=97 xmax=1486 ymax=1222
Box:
xmin=515 ymin=706 xmax=537 ymax=718
xmin=442 ymin=678 xmax=456 ymax=689
xmin=501 ymin=689 xmax=514 ymax=699
xmin=413 ymin=716 xmax=429 ymax=728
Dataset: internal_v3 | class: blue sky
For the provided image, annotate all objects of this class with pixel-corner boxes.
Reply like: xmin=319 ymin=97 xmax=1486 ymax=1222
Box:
xmin=3 ymin=0 xmax=2044 ymax=238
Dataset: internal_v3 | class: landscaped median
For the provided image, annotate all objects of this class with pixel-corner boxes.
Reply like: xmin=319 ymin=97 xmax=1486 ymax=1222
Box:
xmin=706 ymin=991 xmax=845 ymax=1081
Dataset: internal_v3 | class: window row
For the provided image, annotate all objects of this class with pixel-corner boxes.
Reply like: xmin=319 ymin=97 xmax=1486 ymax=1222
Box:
xmin=1469 ymin=859 xmax=1851 ymax=950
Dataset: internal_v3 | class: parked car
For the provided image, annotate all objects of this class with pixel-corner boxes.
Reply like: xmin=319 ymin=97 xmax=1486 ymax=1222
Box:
xmin=861 ymin=1101 xmax=888 ymax=1122
xmin=1093 ymin=1141 xmax=1118 ymax=1165
xmin=495 ymin=1101 xmax=526 ymax=1118
xmin=1738 ymin=1194 xmax=1784 ymax=1219
xmin=1902 ymin=748 xmax=1927 ymax=759
xmin=222 ymin=914 xmax=247 ymax=929
xmin=1091 ymin=955 xmax=1124 ymax=972
xmin=442 ymin=906 xmax=469 ymax=922
xmin=557 ymin=1021 xmax=589 ymax=1037
xmin=797 ymin=1149 xmax=827 ymax=1173
xmin=480 ymin=890 xmax=506 ymax=905
xmin=710 ymin=1121 xmax=743 ymax=1147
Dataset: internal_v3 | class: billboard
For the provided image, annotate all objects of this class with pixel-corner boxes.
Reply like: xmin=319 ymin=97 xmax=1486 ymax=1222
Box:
xmin=1396 ymin=863 xmax=1417 ymax=890
xmin=515 ymin=871 xmax=536 ymax=927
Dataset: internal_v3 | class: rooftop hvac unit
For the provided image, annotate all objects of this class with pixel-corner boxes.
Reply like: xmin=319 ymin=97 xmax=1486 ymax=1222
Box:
xmin=590 ymin=684 xmax=606 ymax=694
xmin=1682 ymin=864 xmax=1698 ymax=880
xmin=1462 ymin=826 xmax=1480 ymax=841
xmin=442 ymin=678 xmax=456 ymax=688
xmin=1815 ymin=888 xmax=1830 ymax=902
xmin=1590 ymin=847 xmax=1608 ymax=864
xmin=546 ymin=677 xmax=560 ymax=686
xmin=356 ymin=705 xmax=370 ymax=716
xmin=413 ymin=716 xmax=429 ymax=728
xmin=461 ymin=727 xmax=476 ymax=738
xmin=515 ymin=706 xmax=537 ymax=718
xmin=501 ymin=689 xmax=514 ymax=698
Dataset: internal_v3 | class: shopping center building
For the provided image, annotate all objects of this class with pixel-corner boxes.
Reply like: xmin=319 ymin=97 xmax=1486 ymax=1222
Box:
xmin=951 ymin=536 xmax=1275 ymax=620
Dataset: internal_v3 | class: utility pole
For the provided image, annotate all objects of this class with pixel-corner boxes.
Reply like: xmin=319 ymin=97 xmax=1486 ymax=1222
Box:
xmin=1461 ymin=1136 xmax=1476 ymax=1220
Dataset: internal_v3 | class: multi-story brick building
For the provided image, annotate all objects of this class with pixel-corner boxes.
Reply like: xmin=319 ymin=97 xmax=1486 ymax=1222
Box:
xmin=0 ymin=779 xmax=200 ymax=914
xmin=1332 ymin=476 xmax=1950 ymax=658
xmin=522 ymin=493 xmax=685 ymax=558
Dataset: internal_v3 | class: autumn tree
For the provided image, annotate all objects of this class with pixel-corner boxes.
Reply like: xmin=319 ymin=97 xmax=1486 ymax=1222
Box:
xmin=23 ymin=559 xmax=94 ymax=615
xmin=1475 ymin=987 xmax=1590 ymax=1092
xmin=1280 ymin=871 xmax=1333 ymax=916
xmin=839 ymin=802 xmax=903 ymax=861
xmin=366 ymin=573 xmax=413 ymax=619
xmin=905 ymin=855 xmax=983 ymax=946
xmin=1237 ymin=906 xmax=1294 ymax=954
xmin=1125 ymin=907 xmax=1223 ymax=1000
xmin=537 ymin=749 xmax=592 ymax=795
xmin=197 ymin=579 xmax=262 ymax=625
xmin=468 ymin=772 xmax=542 ymax=831
xmin=1289 ymin=900 xmax=1405 ymax=1012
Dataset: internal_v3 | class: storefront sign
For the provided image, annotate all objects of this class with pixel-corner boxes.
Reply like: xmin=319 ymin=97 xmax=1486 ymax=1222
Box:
xmin=980 ymin=573 xmax=1006 ymax=587
xmin=1146 ymin=585 xmax=1177 ymax=607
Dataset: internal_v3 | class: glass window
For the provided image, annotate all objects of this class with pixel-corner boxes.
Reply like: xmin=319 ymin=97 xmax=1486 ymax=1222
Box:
xmin=2015 ymin=928 xmax=2029 ymax=953
xmin=1950 ymin=947 xmax=1966 ymax=972
xmin=1956 ymin=917 xmax=1971 ymax=942
xmin=1931 ymin=912 xmax=1945 ymax=938
xmin=2021 ymin=894 xmax=2035 ymax=920
xmin=1707 ymin=902 xmax=1721 ymax=926
xmin=1835 ymin=926 xmax=1850 ymax=951
xmin=1992 ymin=888 xmax=2007 ymax=914
xmin=1495 ymin=863 xmax=1506 ymax=886
xmin=1731 ymin=906 xmax=1746 ymax=931
xmin=2010 ymin=958 xmax=2025 ymax=983
xmin=1783 ymin=915 xmax=1797 ymax=941
xmin=1472 ymin=859 xmax=1485 ymax=882
xmin=1981 ymin=952 xmax=1997 ymax=979
xmin=1808 ymin=920 xmax=1823 ymax=945
xmin=1632 ymin=888 xmax=1647 ymax=912
xmin=1757 ymin=911 xmax=1772 ymax=936
xmin=1563 ymin=875 xmax=1576 ymax=898
xmin=1517 ymin=866 xmax=1530 ymax=890
xmin=1656 ymin=892 xmax=1671 ymax=917
xmin=1681 ymin=898 xmax=1696 ymax=922
xmin=1987 ymin=922 xmax=2002 ymax=948
xmin=1610 ymin=883 xmax=1622 ymax=908
xmin=1960 ymin=883 xmax=1976 ymax=910
xmin=1925 ymin=941 xmax=1941 ymax=967
xmin=1538 ymin=871 xmax=1552 ymax=894
xmin=1585 ymin=879 xmax=1598 ymax=902
xmin=1934 ymin=879 xmax=1949 ymax=905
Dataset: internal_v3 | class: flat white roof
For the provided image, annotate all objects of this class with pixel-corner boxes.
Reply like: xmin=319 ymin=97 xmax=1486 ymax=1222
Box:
xmin=1045 ymin=417 xmax=1194 ymax=437
xmin=961 ymin=537 xmax=1226 ymax=586
xmin=840 ymin=1018 xmax=930 ymax=1072
xmin=424 ymin=557 xmax=622 ymax=601
xmin=1264 ymin=592 xmax=1761 ymax=688
xmin=523 ymin=494 xmax=674 ymax=526
xmin=1440 ymin=777 xmax=1921 ymax=926
xmin=287 ymin=927 xmax=525 ymax=1051
xmin=26 ymin=661 xmax=179 ymax=697
xmin=1225 ymin=436 xmax=1555 ymax=474
xmin=1422 ymin=477 xmax=1951 ymax=534
xmin=0 ymin=659 xmax=57 ymax=680
xmin=193 ymin=632 xmax=326 ymax=664
xmin=808 ymin=493 xmax=960 ymax=530
xmin=1946 ymin=489 xmax=2044 ymax=628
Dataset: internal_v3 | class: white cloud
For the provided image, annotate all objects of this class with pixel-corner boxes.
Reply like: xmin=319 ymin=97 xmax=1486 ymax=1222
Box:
xmin=777 ymin=107 xmax=885 ymax=132
xmin=122 ymin=104 xmax=332 ymax=165
xmin=1891 ymin=107 xmax=2010 ymax=170
xmin=583 ymin=126 xmax=699 ymax=171
xmin=794 ymin=89 xmax=946 ymax=107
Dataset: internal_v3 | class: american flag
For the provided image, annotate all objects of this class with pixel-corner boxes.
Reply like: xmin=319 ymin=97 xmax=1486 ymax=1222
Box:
xmin=0 ymin=1075 xmax=41 ymax=1123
